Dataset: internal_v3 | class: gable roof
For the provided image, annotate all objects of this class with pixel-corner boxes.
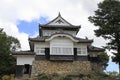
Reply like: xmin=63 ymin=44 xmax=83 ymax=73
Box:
xmin=12 ymin=50 xmax=35 ymax=55
xmin=46 ymin=13 xmax=73 ymax=26
xmin=40 ymin=13 xmax=81 ymax=29
xmin=88 ymin=46 xmax=105 ymax=52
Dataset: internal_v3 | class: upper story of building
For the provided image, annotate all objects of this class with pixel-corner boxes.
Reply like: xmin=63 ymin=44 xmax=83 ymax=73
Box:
xmin=27 ymin=13 xmax=104 ymax=61
xmin=39 ymin=13 xmax=80 ymax=37
xmin=12 ymin=13 xmax=104 ymax=62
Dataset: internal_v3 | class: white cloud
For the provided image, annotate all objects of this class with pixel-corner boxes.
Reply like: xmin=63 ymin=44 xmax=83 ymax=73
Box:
xmin=0 ymin=21 xmax=29 ymax=50
xmin=0 ymin=0 xmax=105 ymax=50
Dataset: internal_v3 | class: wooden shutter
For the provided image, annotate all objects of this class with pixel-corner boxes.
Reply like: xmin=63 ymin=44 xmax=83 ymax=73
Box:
xmin=74 ymin=48 xmax=77 ymax=60
xmin=45 ymin=48 xmax=50 ymax=60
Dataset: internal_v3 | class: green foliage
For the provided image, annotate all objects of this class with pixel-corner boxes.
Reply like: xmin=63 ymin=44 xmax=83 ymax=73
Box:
xmin=98 ymin=53 xmax=109 ymax=69
xmin=60 ymin=76 xmax=72 ymax=80
xmin=107 ymin=71 xmax=119 ymax=76
xmin=37 ymin=72 xmax=50 ymax=80
xmin=34 ymin=71 xmax=119 ymax=80
xmin=88 ymin=0 xmax=120 ymax=72
xmin=0 ymin=28 xmax=21 ymax=76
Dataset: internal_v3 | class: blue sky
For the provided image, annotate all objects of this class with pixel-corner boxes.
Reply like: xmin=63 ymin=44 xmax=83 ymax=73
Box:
xmin=0 ymin=0 xmax=118 ymax=73
xmin=17 ymin=17 xmax=48 ymax=36
xmin=106 ymin=59 xmax=118 ymax=72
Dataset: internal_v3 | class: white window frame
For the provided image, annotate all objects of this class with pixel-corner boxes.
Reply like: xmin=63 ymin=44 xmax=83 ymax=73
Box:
xmin=51 ymin=46 xmax=73 ymax=55
xmin=35 ymin=47 xmax=45 ymax=55
xmin=77 ymin=47 xmax=87 ymax=56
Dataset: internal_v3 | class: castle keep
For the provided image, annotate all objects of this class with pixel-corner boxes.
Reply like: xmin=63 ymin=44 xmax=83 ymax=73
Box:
xmin=12 ymin=13 xmax=104 ymax=77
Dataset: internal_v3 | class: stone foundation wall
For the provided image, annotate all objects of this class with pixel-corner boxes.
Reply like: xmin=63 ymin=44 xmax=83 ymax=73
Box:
xmin=91 ymin=62 xmax=103 ymax=72
xmin=31 ymin=60 xmax=91 ymax=77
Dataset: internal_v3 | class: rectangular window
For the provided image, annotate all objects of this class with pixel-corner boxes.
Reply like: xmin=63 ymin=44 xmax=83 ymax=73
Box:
xmin=63 ymin=48 xmax=72 ymax=54
xmin=77 ymin=48 xmax=82 ymax=54
xmin=77 ymin=47 xmax=87 ymax=55
xmin=52 ymin=47 xmax=61 ymax=54
xmin=35 ymin=47 xmax=45 ymax=54
xmin=82 ymin=48 xmax=86 ymax=54
xmin=51 ymin=47 xmax=72 ymax=55
xmin=40 ymin=48 xmax=45 ymax=53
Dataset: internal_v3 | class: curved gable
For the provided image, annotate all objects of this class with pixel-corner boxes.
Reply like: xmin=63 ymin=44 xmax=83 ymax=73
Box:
xmin=45 ymin=33 xmax=79 ymax=42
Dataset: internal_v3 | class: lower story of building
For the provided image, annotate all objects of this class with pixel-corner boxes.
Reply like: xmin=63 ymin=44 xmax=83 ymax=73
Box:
xmin=14 ymin=52 xmax=103 ymax=78
xmin=16 ymin=60 xmax=91 ymax=77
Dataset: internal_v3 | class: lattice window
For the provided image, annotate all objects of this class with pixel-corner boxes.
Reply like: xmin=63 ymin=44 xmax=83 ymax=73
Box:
xmin=77 ymin=47 xmax=87 ymax=55
xmin=77 ymin=48 xmax=82 ymax=54
xmin=52 ymin=47 xmax=61 ymax=54
xmin=63 ymin=48 xmax=72 ymax=54
xmin=35 ymin=47 xmax=45 ymax=54
xmin=51 ymin=47 xmax=72 ymax=55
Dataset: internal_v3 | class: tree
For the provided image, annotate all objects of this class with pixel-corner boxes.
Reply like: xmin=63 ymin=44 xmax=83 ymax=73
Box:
xmin=88 ymin=0 xmax=120 ymax=73
xmin=0 ymin=28 xmax=20 ymax=76
xmin=107 ymin=71 xmax=119 ymax=76
xmin=98 ymin=53 xmax=109 ymax=70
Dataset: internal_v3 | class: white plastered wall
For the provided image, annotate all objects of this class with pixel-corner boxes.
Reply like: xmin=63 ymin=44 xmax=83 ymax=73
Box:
xmin=34 ymin=42 xmax=49 ymax=55
xmin=43 ymin=30 xmax=76 ymax=36
xmin=17 ymin=55 xmax=34 ymax=65
xmin=50 ymin=37 xmax=73 ymax=55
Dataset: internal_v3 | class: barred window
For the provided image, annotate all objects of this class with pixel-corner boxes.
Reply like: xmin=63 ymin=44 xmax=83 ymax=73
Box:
xmin=77 ymin=47 xmax=87 ymax=55
xmin=35 ymin=47 xmax=45 ymax=54
xmin=77 ymin=48 xmax=82 ymax=54
xmin=52 ymin=47 xmax=61 ymax=54
xmin=51 ymin=47 xmax=72 ymax=55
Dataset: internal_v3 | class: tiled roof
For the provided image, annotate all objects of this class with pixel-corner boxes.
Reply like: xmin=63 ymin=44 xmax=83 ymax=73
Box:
xmin=88 ymin=46 xmax=105 ymax=52
xmin=46 ymin=13 xmax=73 ymax=26
xmin=40 ymin=25 xmax=80 ymax=29
xmin=12 ymin=50 xmax=35 ymax=55
xmin=29 ymin=36 xmax=45 ymax=42
xmin=29 ymin=33 xmax=93 ymax=43
xmin=40 ymin=13 xmax=81 ymax=29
